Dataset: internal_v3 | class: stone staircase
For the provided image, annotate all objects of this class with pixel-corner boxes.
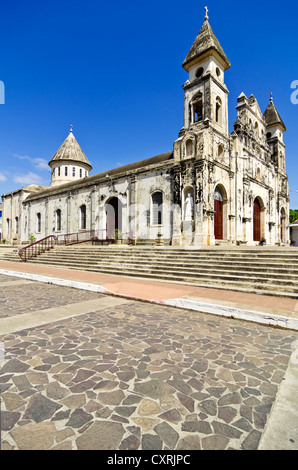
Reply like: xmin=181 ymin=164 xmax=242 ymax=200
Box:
xmin=0 ymin=245 xmax=20 ymax=259
xmin=2 ymin=245 xmax=298 ymax=298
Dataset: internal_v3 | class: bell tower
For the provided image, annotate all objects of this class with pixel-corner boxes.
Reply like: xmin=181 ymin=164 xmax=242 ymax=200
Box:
xmin=263 ymin=93 xmax=287 ymax=172
xmin=180 ymin=7 xmax=230 ymax=137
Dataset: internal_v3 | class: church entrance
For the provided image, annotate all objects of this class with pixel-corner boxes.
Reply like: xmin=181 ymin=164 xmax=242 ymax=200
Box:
xmin=253 ymin=198 xmax=261 ymax=242
xmin=214 ymin=187 xmax=224 ymax=240
xmin=106 ymin=197 xmax=122 ymax=239
xmin=280 ymin=208 xmax=286 ymax=243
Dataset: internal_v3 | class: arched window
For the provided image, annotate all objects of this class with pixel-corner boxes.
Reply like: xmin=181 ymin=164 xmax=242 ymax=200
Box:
xmin=191 ymin=93 xmax=203 ymax=123
xmin=36 ymin=213 xmax=41 ymax=233
xmin=15 ymin=217 xmax=19 ymax=234
xmin=217 ymin=144 xmax=224 ymax=160
xmin=65 ymin=167 xmax=68 ymax=177
xmin=255 ymin=122 xmax=259 ymax=137
xmin=80 ymin=205 xmax=86 ymax=230
xmin=56 ymin=209 xmax=61 ymax=232
xmin=152 ymin=192 xmax=163 ymax=225
xmin=58 ymin=167 xmax=61 ymax=176
xmin=72 ymin=167 xmax=76 ymax=177
xmin=80 ymin=169 xmax=82 ymax=178
xmin=215 ymin=96 xmax=222 ymax=124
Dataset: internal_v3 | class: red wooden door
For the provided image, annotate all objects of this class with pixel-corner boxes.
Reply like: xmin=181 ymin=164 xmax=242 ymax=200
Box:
xmin=281 ymin=216 xmax=285 ymax=243
xmin=253 ymin=199 xmax=261 ymax=241
xmin=214 ymin=199 xmax=223 ymax=240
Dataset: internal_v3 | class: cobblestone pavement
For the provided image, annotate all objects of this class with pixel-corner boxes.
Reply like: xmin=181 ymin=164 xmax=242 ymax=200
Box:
xmin=0 ymin=275 xmax=103 ymax=318
xmin=1 ymin=275 xmax=298 ymax=450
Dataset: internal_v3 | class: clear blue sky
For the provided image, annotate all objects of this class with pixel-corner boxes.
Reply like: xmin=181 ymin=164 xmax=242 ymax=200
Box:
xmin=0 ymin=0 xmax=297 ymax=207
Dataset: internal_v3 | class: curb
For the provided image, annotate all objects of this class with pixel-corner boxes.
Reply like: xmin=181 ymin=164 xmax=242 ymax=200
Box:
xmin=1 ymin=268 xmax=298 ymax=332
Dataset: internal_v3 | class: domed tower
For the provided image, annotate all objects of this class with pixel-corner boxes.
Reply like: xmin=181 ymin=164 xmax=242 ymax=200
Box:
xmin=49 ymin=125 xmax=92 ymax=187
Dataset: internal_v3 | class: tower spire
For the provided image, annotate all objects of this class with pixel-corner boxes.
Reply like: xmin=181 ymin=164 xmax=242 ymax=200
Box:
xmin=204 ymin=6 xmax=209 ymax=21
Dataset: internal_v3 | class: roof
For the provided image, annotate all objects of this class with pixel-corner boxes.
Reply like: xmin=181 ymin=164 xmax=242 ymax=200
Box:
xmin=263 ymin=96 xmax=286 ymax=131
xmin=182 ymin=18 xmax=230 ymax=71
xmin=290 ymin=219 xmax=298 ymax=226
xmin=25 ymin=151 xmax=173 ymax=202
xmin=49 ymin=127 xmax=92 ymax=170
xmin=2 ymin=184 xmax=48 ymax=198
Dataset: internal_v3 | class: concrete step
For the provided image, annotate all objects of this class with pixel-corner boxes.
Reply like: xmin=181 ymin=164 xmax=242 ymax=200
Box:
xmin=11 ymin=248 xmax=298 ymax=263
xmin=13 ymin=250 xmax=298 ymax=273
xmin=20 ymin=256 xmax=298 ymax=279
xmin=4 ymin=246 xmax=298 ymax=298
xmin=23 ymin=257 xmax=298 ymax=289
xmin=21 ymin=258 xmax=298 ymax=297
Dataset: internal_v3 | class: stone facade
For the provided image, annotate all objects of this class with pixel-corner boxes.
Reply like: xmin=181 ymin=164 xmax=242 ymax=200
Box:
xmin=1 ymin=13 xmax=290 ymax=247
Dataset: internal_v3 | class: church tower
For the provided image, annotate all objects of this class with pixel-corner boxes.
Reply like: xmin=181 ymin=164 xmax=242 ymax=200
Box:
xmin=49 ymin=126 xmax=92 ymax=187
xmin=263 ymin=93 xmax=287 ymax=172
xmin=174 ymin=7 xmax=231 ymax=165
xmin=181 ymin=7 xmax=230 ymax=134
xmin=172 ymin=7 xmax=232 ymax=246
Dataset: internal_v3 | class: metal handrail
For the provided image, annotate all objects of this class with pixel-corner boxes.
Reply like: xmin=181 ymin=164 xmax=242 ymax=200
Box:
xmin=19 ymin=235 xmax=57 ymax=262
xmin=18 ymin=230 xmax=134 ymax=262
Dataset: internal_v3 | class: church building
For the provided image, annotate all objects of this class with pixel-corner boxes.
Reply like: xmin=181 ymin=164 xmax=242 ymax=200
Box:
xmin=1 ymin=9 xmax=290 ymax=247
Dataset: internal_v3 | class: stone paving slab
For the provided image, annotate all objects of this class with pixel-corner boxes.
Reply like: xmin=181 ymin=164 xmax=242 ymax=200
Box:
xmin=1 ymin=275 xmax=298 ymax=450
xmin=0 ymin=279 xmax=106 ymax=319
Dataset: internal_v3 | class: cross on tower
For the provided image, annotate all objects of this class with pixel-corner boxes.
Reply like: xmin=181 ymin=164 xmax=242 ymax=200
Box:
xmin=204 ymin=6 xmax=209 ymax=21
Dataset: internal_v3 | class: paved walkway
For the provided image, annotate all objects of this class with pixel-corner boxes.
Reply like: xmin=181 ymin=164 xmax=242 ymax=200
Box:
xmin=1 ymin=271 xmax=298 ymax=451
xmin=0 ymin=259 xmax=298 ymax=331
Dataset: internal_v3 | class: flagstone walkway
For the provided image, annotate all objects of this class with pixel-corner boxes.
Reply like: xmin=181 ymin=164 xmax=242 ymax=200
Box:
xmin=1 ymin=274 xmax=298 ymax=450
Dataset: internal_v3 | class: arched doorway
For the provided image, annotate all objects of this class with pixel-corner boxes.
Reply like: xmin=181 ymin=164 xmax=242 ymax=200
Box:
xmin=214 ymin=186 xmax=224 ymax=240
xmin=253 ymin=198 xmax=261 ymax=242
xmin=106 ymin=197 xmax=122 ymax=239
xmin=280 ymin=208 xmax=286 ymax=244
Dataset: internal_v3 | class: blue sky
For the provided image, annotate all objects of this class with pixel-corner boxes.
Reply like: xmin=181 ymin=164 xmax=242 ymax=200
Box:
xmin=0 ymin=0 xmax=298 ymax=207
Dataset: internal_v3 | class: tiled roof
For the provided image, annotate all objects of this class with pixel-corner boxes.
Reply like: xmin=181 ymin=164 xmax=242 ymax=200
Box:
xmin=182 ymin=19 xmax=230 ymax=71
xmin=49 ymin=128 xmax=92 ymax=170
xmin=263 ymin=98 xmax=286 ymax=131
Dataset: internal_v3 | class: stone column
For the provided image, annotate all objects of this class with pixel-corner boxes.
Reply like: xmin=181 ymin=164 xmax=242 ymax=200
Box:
xmin=193 ymin=161 xmax=204 ymax=246
xmin=90 ymin=187 xmax=96 ymax=231
xmin=128 ymin=175 xmax=137 ymax=242
xmin=45 ymin=198 xmax=49 ymax=237
xmin=171 ymin=167 xmax=182 ymax=246
xmin=66 ymin=193 xmax=71 ymax=234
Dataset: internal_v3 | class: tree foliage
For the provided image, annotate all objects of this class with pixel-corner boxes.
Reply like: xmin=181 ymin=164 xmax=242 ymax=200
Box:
xmin=290 ymin=209 xmax=298 ymax=223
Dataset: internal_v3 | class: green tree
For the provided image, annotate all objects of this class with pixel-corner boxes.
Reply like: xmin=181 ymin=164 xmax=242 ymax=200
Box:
xmin=290 ymin=209 xmax=298 ymax=223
